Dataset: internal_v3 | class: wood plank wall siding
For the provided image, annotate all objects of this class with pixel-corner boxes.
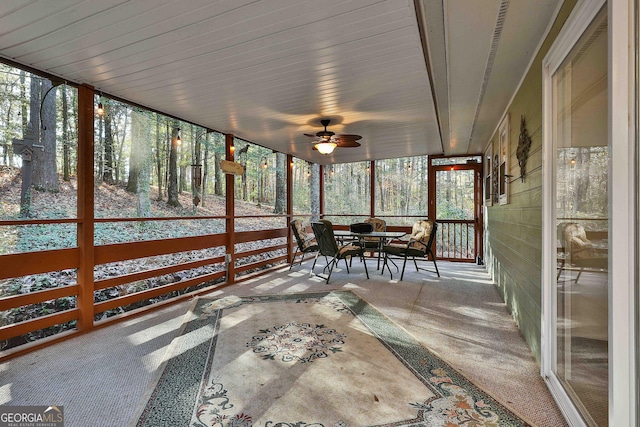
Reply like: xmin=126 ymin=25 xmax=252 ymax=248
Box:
xmin=483 ymin=0 xmax=577 ymax=364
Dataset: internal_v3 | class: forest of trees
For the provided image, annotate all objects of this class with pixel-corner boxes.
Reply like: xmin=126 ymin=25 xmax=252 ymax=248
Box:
xmin=0 ymin=64 xmax=289 ymax=221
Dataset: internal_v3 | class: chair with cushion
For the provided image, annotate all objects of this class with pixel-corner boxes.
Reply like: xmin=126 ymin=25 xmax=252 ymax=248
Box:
xmin=290 ymin=219 xmax=319 ymax=271
xmin=352 ymin=218 xmax=387 ymax=268
xmin=311 ymin=220 xmax=369 ymax=284
xmin=382 ymin=219 xmax=439 ymax=280
xmin=365 ymin=217 xmax=387 ymax=267
xmin=558 ymin=222 xmax=607 ymax=282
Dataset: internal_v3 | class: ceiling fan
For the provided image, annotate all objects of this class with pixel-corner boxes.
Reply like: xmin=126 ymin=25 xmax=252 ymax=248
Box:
xmin=304 ymin=119 xmax=362 ymax=155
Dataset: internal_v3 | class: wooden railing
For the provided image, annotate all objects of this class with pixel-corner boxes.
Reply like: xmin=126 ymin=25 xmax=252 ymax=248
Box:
xmin=435 ymin=219 xmax=475 ymax=261
xmin=0 ymin=212 xmax=479 ymax=360
xmin=0 ymin=215 xmax=290 ymax=361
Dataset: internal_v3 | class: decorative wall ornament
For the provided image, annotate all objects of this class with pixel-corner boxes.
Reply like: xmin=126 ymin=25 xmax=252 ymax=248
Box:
xmin=516 ymin=115 xmax=532 ymax=182
xmin=498 ymin=113 xmax=510 ymax=205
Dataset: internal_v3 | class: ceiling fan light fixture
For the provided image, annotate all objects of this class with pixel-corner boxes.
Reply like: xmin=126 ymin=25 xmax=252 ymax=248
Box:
xmin=315 ymin=141 xmax=337 ymax=155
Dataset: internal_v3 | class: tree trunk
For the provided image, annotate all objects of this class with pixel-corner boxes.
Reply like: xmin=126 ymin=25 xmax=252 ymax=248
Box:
xmin=115 ymin=106 xmax=128 ymax=185
xmin=102 ymin=99 xmax=115 ymax=184
xmin=3 ymin=92 xmax=12 ymax=166
xmin=274 ymin=152 xmax=286 ymax=214
xmin=126 ymin=110 xmax=140 ymax=193
xmin=20 ymin=71 xmax=28 ymax=132
xmin=310 ymin=163 xmax=320 ymax=221
xmin=97 ymin=105 xmax=103 ymax=181
xmin=202 ymin=137 xmax=210 ymax=206
xmin=32 ymin=79 xmax=59 ymax=192
xmin=164 ymin=121 xmax=170 ymax=198
xmin=214 ymin=150 xmax=223 ymax=196
xmin=155 ymin=115 xmax=163 ymax=200
xmin=241 ymin=163 xmax=248 ymax=201
xmin=574 ymin=148 xmax=591 ymax=214
xmin=377 ymin=168 xmax=385 ymax=212
xmin=192 ymin=127 xmax=203 ymax=210
xmin=179 ymin=164 xmax=186 ymax=194
xmin=167 ymin=123 xmax=181 ymax=207
xmin=25 ymin=76 xmax=41 ymax=165
xmin=131 ymin=109 xmax=152 ymax=217
xmin=61 ymin=85 xmax=70 ymax=181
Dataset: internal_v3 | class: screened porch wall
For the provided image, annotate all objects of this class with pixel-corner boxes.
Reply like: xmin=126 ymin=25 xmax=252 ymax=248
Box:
xmin=483 ymin=0 xmax=576 ymax=363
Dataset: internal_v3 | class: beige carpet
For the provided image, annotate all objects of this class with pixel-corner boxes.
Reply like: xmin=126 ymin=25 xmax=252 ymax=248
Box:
xmin=0 ymin=261 xmax=568 ymax=427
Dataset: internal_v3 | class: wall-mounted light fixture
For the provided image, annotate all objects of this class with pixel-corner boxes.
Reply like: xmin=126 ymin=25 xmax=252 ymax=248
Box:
xmin=176 ymin=128 xmax=182 ymax=145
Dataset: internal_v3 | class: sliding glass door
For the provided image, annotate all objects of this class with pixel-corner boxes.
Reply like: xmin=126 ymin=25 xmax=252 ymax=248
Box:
xmin=543 ymin=2 xmax=609 ymax=426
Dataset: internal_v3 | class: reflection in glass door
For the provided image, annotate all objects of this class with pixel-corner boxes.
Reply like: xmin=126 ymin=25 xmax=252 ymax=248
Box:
xmin=551 ymin=6 xmax=608 ymax=426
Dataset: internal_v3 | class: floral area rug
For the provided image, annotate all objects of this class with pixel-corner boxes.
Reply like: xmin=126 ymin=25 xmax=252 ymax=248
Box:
xmin=131 ymin=291 xmax=530 ymax=427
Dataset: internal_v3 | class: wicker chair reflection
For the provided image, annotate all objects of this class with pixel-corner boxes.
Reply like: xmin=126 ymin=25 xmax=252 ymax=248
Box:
xmin=290 ymin=219 xmax=319 ymax=271
xmin=557 ymin=222 xmax=607 ymax=282
xmin=311 ymin=220 xmax=369 ymax=284
xmin=382 ymin=219 xmax=439 ymax=280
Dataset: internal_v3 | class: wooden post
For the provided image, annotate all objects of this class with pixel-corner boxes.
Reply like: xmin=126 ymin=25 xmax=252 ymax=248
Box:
xmin=77 ymin=84 xmax=95 ymax=331
xmin=286 ymin=154 xmax=293 ymax=264
xmin=225 ymin=134 xmax=235 ymax=283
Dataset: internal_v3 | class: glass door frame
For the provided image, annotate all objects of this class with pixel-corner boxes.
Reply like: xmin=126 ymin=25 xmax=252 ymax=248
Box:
xmin=542 ymin=0 xmax=637 ymax=425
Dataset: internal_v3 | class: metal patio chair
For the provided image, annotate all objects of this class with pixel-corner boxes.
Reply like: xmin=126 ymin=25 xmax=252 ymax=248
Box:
xmin=290 ymin=219 xmax=319 ymax=271
xmin=382 ymin=219 xmax=440 ymax=280
xmin=311 ymin=220 xmax=369 ymax=284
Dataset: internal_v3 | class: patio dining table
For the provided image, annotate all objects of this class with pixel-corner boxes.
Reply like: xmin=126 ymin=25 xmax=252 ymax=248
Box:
xmin=333 ymin=229 xmax=407 ymax=270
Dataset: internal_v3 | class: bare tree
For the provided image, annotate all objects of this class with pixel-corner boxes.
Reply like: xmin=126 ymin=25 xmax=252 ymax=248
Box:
xmin=32 ymin=78 xmax=59 ymax=192
xmin=213 ymin=142 xmax=224 ymax=196
xmin=126 ymin=109 xmax=141 ymax=194
xmin=192 ymin=127 xmax=204 ymax=210
xmin=102 ymin=99 xmax=115 ymax=184
xmin=274 ymin=152 xmax=286 ymax=214
xmin=167 ymin=122 xmax=181 ymax=207
xmin=61 ymin=85 xmax=70 ymax=181
xmin=201 ymin=134 xmax=210 ymax=206
xmin=154 ymin=115 xmax=163 ymax=200
xmin=310 ymin=163 xmax=320 ymax=221
xmin=131 ymin=109 xmax=151 ymax=217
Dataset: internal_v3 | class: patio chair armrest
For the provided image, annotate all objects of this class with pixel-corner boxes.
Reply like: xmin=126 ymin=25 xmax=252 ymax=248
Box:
xmin=386 ymin=237 xmax=408 ymax=245
xmin=407 ymin=238 xmax=427 ymax=251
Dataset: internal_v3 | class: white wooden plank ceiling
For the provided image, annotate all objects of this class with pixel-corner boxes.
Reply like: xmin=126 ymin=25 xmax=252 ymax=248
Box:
xmin=0 ymin=0 xmax=562 ymax=164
